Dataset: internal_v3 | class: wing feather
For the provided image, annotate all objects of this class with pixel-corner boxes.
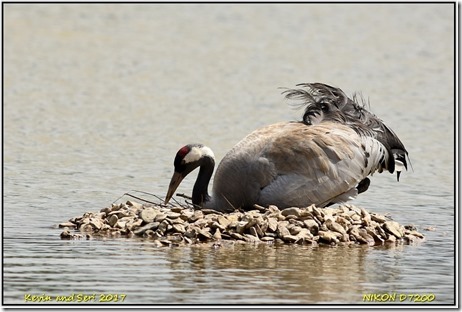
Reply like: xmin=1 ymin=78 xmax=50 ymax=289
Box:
xmin=212 ymin=121 xmax=390 ymax=210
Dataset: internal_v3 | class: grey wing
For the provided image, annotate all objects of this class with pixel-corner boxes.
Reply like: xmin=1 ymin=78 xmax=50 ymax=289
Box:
xmin=257 ymin=125 xmax=389 ymax=208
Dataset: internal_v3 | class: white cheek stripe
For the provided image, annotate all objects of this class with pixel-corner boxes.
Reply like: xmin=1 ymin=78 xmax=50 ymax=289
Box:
xmin=183 ymin=146 xmax=215 ymax=164
xmin=201 ymin=146 xmax=215 ymax=159
xmin=183 ymin=146 xmax=202 ymax=164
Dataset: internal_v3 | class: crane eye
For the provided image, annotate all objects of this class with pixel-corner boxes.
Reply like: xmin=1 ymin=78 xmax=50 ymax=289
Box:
xmin=320 ymin=103 xmax=329 ymax=112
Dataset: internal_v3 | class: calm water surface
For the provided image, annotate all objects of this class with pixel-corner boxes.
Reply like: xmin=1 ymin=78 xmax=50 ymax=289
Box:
xmin=3 ymin=4 xmax=455 ymax=305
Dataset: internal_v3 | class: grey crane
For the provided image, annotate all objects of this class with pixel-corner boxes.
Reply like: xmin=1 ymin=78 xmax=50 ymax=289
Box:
xmin=164 ymin=118 xmax=401 ymax=213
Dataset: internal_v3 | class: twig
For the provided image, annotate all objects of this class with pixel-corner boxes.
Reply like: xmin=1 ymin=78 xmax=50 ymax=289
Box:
xmin=123 ymin=193 xmax=159 ymax=205
xmin=172 ymin=193 xmax=202 ymax=210
xmin=253 ymin=204 xmax=268 ymax=212
xmin=176 ymin=193 xmax=193 ymax=200
xmin=130 ymin=190 xmax=165 ymax=203
xmin=112 ymin=193 xmax=127 ymax=204
xmin=112 ymin=190 xmax=166 ymax=207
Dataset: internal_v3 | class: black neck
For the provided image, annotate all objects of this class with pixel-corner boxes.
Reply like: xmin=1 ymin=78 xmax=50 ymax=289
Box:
xmin=192 ymin=156 xmax=215 ymax=206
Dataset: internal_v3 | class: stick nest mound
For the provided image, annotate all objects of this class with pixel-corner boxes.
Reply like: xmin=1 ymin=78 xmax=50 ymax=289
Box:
xmin=58 ymin=200 xmax=424 ymax=247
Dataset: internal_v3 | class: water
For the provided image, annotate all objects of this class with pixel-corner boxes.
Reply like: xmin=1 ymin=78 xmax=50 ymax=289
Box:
xmin=3 ymin=4 xmax=455 ymax=306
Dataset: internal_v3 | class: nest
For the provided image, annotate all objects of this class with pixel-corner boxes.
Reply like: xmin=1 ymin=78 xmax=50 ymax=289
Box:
xmin=58 ymin=199 xmax=425 ymax=247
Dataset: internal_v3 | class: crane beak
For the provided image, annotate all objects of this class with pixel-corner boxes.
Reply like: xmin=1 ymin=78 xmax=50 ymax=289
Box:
xmin=165 ymin=171 xmax=184 ymax=204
